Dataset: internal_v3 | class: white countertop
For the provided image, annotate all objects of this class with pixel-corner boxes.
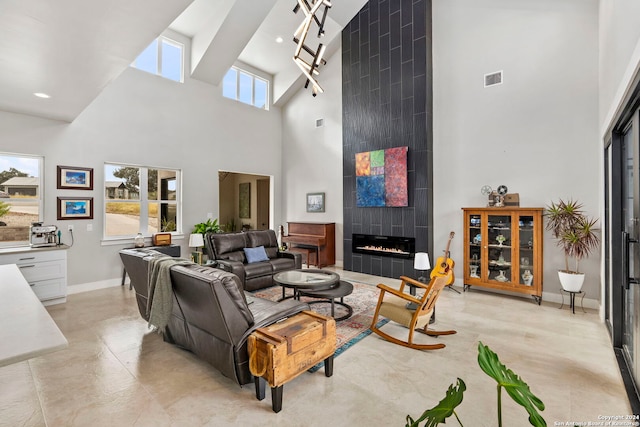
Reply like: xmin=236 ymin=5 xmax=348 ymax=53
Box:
xmin=0 ymin=244 xmax=69 ymax=256
xmin=0 ymin=264 xmax=68 ymax=367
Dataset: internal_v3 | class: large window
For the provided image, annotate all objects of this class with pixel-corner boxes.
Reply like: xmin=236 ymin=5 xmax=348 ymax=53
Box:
xmin=131 ymin=36 xmax=184 ymax=83
xmin=104 ymin=164 xmax=181 ymax=239
xmin=223 ymin=66 xmax=269 ymax=110
xmin=0 ymin=153 xmax=43 ymax=246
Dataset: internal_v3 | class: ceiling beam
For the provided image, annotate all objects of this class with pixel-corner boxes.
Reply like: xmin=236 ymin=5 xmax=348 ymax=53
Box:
xmin=190 ymin=0 xmax=278 ymax=86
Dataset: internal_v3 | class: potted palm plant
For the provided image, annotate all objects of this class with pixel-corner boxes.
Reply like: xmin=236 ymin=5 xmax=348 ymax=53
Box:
xmin=545 ymin=199 xmax=599 ymax=292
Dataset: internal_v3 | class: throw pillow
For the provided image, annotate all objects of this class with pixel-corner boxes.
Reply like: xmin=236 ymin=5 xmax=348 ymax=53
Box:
xmin=244 ymin=246 xmax=269 ymax=263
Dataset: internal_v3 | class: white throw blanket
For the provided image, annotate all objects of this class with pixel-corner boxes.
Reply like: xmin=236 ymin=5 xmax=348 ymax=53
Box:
xmin=146 ymin=256 xmax=193 ymax=333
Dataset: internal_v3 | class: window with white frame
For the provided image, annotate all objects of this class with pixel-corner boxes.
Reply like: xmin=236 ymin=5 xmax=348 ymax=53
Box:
xmin=223 ymin=66 xmax=269 ymax=110
xmin=104 ymin=164 xmax=181 ymax=238
xmin=0 ymin=153 xmax=43 ymax=247
xmin=131 ymin=36 xmax=184 ymax=83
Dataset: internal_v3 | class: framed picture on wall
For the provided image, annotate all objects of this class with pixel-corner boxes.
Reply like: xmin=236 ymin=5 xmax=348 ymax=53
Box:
xmin=57 ymin=197 xmax=93 ymax=220
xmin=306 ymin=192 xmax=325 ymax=213
xmin=239 ymin=182 xmax=251 ymax=218
xmin=57 ymin=165 xmax=93 ymax=190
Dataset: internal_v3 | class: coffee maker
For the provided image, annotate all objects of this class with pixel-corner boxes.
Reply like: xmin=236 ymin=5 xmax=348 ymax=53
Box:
xmin=30 ymin=222 xmax=58 ymax=247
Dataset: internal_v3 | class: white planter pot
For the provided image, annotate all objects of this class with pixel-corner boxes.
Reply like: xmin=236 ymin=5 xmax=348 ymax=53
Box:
xmin=558 ymin=270 xmax=585 ymax=292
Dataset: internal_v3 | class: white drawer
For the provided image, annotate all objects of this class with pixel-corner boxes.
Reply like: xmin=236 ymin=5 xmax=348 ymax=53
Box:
xmin=30 ymin=277 xmax=66 ymax=301
xmin=0 ymin=249 xmax=66 ymax=266
xmin=17 ymin=260 xmax=66 ymax=283
xmin=0 ymin=247 xmax=68 ymax=303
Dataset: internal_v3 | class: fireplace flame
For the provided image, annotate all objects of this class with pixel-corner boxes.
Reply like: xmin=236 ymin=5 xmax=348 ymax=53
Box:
xmin=356 ymin=245 xmax=409 ymax=255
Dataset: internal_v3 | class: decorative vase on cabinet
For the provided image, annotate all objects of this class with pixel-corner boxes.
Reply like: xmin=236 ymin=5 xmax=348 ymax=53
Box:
xmin=134 ymin=233 xmax=145 ymax=248
xmin=462 ymin=207 xmax=544 ymax=304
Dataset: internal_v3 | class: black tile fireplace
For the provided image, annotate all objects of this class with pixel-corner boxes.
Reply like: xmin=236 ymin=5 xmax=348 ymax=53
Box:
xmin=352 ymin=234 xmax=416 ymax=259
xmin=342 ymin=0 xmax=433 ymax=278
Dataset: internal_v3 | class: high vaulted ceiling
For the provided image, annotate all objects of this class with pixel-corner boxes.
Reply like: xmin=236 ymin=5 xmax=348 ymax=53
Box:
xmin=0 ymin=0 xmax=367 ymax=123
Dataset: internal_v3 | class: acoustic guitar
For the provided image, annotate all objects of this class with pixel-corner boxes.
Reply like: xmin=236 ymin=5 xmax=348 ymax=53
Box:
xmin=431 ymin=231 xmax=455 ymax=285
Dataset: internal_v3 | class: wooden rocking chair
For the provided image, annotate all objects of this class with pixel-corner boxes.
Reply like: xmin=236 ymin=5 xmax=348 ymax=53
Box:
xmin=370 ymin=274 xmax=456 ymax=350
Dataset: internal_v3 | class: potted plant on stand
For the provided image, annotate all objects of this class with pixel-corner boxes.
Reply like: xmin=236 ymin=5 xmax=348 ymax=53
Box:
xmin=545 ymin=199 xmax=600 ymax=292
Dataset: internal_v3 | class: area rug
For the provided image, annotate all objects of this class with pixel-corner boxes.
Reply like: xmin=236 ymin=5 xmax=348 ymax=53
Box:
xmin=252 ymin=282 xmax=389 ymax=372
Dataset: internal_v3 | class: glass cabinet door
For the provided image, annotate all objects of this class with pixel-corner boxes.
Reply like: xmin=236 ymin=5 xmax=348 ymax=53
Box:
xmin=518 ymin=214 xmax=535 ymax=286
xmin=468 ymin=214 xmax=482 ymax=279
xmin=463 ymin=207 xmax=542 ymax=302
xmin=487 ymin=214 xmax=512 ymax=283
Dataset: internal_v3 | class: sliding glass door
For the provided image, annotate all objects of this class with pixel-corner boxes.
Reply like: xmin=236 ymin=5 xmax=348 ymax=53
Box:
xmin=604 ymin=60 xmax=640 ymax=413
xmin=622 ymin=115 xmax=640 ymax=388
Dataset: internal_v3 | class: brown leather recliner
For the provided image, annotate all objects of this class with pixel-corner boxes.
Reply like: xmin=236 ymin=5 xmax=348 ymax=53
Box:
xmin=119 ymin=248 xmax=308 ymax=385
xmin=204 ymin=230 xmax=301 ymax=291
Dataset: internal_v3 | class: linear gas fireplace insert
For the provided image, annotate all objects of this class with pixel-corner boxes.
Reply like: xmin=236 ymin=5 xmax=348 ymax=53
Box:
xmin=352 ymin=234 xmax=415 ymax=259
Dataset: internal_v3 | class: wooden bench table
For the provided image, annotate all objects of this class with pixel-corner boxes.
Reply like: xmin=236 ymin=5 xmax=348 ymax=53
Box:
xmin=287 ymin=246 xmax=317 ymax=267
xmin=248 ymin=310 xmax=336 ymax=412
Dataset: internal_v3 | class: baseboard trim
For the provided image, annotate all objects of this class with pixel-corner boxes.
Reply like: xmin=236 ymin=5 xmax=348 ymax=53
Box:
xmin=67 ymin=278 xmax=122 ymax=295
xmin=541 ymin=290 xmax=600 ymax=310
xmin=459 ymin=285 xmax=600 ymax=310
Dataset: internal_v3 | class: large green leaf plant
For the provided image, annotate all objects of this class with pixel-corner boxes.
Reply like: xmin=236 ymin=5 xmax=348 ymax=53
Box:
xmin=406 ymin=342 xmax=546 ymax=427
xmin=192 ymin=218 xmax=221 ymax=235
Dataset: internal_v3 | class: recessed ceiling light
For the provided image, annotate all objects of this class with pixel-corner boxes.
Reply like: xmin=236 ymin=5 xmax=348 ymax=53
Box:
xmin=33 ymin=92 xmax=50 ymax=99
xmin=275 ymin=36 xmax=284 ymax=44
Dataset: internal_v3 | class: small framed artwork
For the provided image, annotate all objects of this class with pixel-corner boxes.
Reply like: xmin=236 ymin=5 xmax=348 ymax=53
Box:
xmin=57 ymin=197 xmax=94 ymax=220
xmin=306 ymin=192 xmax=325 ymax=213
xmin=239 ymin=182 xmax=251 ymax=218
xmin=191 ymin=251 xmax=203 ymax=265
xmin=57 ymin=165 xmax=93 ymax=190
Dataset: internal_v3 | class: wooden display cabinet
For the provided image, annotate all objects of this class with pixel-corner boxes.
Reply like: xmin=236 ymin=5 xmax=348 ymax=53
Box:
xmin=462 ymin=207 xmax=544 ymax=304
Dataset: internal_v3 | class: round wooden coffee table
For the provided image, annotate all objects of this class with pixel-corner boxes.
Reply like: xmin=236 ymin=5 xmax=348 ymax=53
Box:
xmin=273 ymin=269 xmax=353 ymax=320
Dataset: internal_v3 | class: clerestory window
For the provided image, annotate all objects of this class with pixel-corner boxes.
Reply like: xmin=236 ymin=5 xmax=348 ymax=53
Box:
xmin=223 ymin=66 xmax=269 ymax=110
xmin=131 ymin=36 xmax=184 ymax=83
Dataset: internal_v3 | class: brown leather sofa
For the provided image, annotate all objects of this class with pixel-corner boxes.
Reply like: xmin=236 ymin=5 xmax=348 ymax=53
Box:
xmin=204 ymin=229 xmax=301 ymax=291
xmin=119 ymin=248 xmax=308 ymax=385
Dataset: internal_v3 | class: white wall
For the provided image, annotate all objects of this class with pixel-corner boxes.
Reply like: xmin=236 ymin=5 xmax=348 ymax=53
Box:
xmin=281 ymin=50 xmax=344 ymax=264
xmin=282 ymin=0 xmax=601 ymax=301
xmin=599 ymin=0 xmax=640 ymax=131
xmin=598 ymin=0 xmax=640 ymax=316
xmin=0 ymin=65 xmax=285 ymax=288
xmin=2 ymin=1 xmax=618 ymax=304
xmin=432 ymin=0 xmax=600 ymax=301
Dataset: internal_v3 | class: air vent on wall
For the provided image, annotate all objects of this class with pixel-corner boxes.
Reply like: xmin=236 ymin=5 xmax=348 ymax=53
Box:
xmin=316 ymin=118 xmax=324 ymax=128
xmin=484 ymin=70 xmax=503 ymax=87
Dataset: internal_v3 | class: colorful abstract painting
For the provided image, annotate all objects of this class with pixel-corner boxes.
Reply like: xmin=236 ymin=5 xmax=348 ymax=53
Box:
xmin=356 ymin=146 xmax=408 ymax=207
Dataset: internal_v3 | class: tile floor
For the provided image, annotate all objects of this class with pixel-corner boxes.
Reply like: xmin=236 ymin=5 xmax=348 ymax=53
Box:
xmin=0 ymin=268 xmax=632 ymax=426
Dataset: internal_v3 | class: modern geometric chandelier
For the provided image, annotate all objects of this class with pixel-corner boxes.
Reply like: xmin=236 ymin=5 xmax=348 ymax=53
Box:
xmin=293 ymin=0 xmax=332 ymax=96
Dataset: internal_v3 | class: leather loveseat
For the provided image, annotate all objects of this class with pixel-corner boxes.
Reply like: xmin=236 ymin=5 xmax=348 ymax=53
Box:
xmin=119 ymin=248 xmax=308 ymax=385
xmin=204 ymin=229 xmax=301 ymax=291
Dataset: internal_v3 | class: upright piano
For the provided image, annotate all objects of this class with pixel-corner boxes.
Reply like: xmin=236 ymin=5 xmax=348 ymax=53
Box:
xmin=283 ymin=222 xmax=335 ymax=268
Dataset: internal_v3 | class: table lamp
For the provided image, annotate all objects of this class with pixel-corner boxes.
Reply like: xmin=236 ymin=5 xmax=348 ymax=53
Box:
xmin=414 ymin=252 xmax=431 ymax=283
xmin=189 ymin=233 xmax=205 ymax=264
xmin=406 ymin=252 xmax=430 ymax=310
xmin=414 ymin=251 xmax=436 ymax=321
